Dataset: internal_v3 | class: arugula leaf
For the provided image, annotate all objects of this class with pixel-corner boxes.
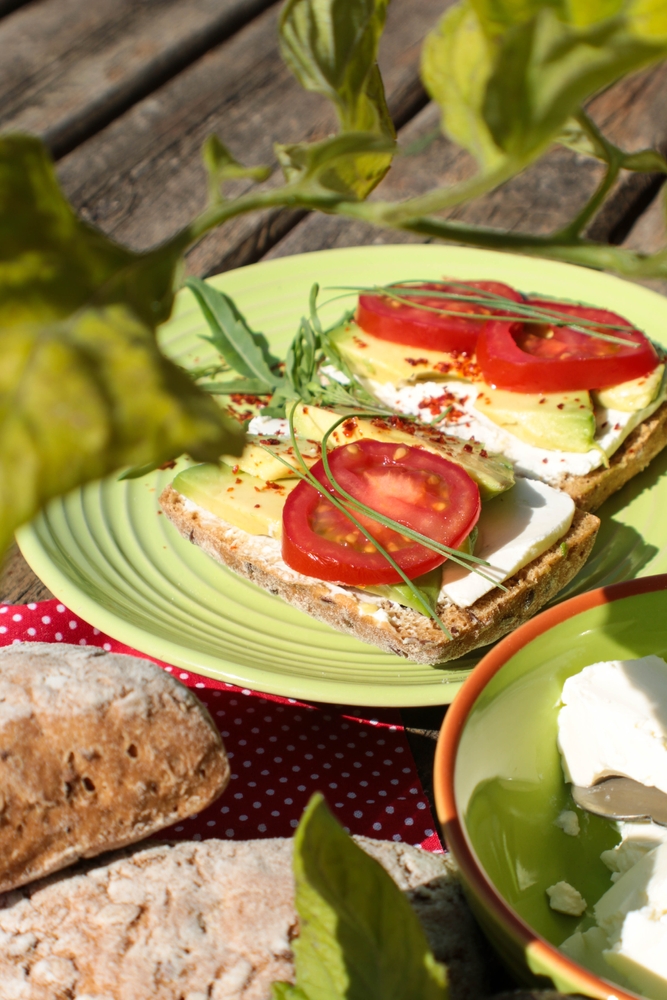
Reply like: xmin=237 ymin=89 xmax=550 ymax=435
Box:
xmin=0 ymin=136 xmax=243 ymax=555
xmin=279 ymin=0 xmax=396 ymax=198
xmin=202 ymin=135 xmax=271 ymax=204
xmin=279 ymin=794 xmax=448 ymax=1000
xmin=272 ymin=985 xmax=310 ymax=1000
xmin=185 ymin=277 xmax=282 ymax=388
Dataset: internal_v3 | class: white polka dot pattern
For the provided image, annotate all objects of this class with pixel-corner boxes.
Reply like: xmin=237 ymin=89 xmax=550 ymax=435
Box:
xmin=0 ymin=601 xmax=443 ymax=851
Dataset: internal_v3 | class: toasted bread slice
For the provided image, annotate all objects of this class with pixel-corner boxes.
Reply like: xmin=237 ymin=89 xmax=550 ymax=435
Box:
xmin=160 ymin=485 xmax=599 ymax=664
xmin=540 ymin=401 xmax=667 ymax=513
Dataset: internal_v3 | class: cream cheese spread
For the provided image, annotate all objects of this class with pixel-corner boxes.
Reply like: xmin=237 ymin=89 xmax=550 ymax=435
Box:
xmin=367 ymin=378 xmax=667 ymax=484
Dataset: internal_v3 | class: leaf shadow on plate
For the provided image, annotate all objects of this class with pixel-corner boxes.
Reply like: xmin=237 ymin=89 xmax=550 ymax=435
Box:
xmin=556 ymin=444 xmax=667 ymax=601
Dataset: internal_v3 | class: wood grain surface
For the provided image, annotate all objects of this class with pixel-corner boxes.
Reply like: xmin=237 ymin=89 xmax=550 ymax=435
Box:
xmin=0 ymin=0 xmax=277 ymax=157
xmin=55 ymin=0 xmax=446 ymax=277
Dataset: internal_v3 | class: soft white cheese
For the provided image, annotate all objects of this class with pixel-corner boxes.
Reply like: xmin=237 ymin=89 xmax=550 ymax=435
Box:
xmin=602 ymin=822 xmax=667 ymax=882
xmin=547 ymin=881 xmax=587 ymax=916
xmin=597 ymin=841 xmax=667 ymax=998
xmin=247 ymin=414 xmax=291 ymax=437
xmin=439 ymin=478 xmax=574 ymax=608
xmin=554 ymin=810 xmax=580 ymax=837
xmin=557 ymin=656 xmax=667 ymax=795
xmin=368 ymin=377 xmax=667 ymax=484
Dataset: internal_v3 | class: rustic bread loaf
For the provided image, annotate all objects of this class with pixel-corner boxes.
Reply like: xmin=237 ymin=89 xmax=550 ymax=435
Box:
xmin=0 ymin=836 xmax=492 ymax=1000
xmin=554 ymin=399 xmax=667 ymax=511
xmin=160 ymin=486 xmax=600 ymax=663
xmin=0 ymin=643 xmax=228 ymax=893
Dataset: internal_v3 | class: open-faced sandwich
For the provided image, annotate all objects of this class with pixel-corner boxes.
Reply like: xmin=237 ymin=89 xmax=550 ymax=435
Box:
xmin=159 ymin=278 xmax=602 ymax=665
xmin=331 ymin=280 xmax=667 ymax=512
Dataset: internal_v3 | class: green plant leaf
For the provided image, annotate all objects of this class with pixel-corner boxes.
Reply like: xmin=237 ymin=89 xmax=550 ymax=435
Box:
xmin=271 ymin=984 xmax=310 ymax=1000
xmin=0 ymin=304 xmax=244 ymax=554
xmin=185 ymin=277 xmax=282 ymax=387
xmin=275 ymin=132 xmax=397 ymax=200
xmin=0 ymin=135 xmax=244 ymax=555
xmin=289 ymin=794 xmax=449 ymax=1000
xmin=202 ymin=135 xmax=271 ymax=203
xmin=483 ymin=6 xmax=667 ymax=162
xmin=279 ymin=0 xmax=396 ymax=197
xmin=421 ymin=3 xmax=507 ymax=172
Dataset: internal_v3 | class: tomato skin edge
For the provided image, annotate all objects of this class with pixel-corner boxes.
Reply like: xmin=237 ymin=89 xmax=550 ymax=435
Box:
xmin=477 ymin=305 xmax=659 ymax=392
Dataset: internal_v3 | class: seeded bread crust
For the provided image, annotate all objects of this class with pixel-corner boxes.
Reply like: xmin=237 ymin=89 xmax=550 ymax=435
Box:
xmin=0 ymin=837 xmax=491 ymax=1000
xmin=159 ymin=486 xmax=599 ymax=664
xmin=0 ymin=644 xmax=229 ymax=893
xmin=553 ymin=399 xmax=667 ymax=512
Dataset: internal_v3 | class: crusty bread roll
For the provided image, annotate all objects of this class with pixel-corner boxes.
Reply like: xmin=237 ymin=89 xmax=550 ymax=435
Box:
xmin=160 ymin=486 xmax=600 ymax=663
xmin=0 ymin=643 xmax=229 ymax=893
xmin=0 ymin=837 xmax=491 ymax=1000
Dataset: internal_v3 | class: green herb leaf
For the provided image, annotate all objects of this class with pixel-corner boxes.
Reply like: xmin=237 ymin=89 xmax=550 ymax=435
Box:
xmin=185 ymin=277 xmax=282 ymax=386
xmin=0 ymin=304 xmax=244 ymax=554
xmin=272 ymin=985 xmax=310 ymax=1000
xmin=482 ymin=6 xmax=667 ymax=163
xmin=279 ymin=0 xmax=396 ymax=198
xmin=199 ymin=378 xmax=274 ymax=395
xmin=202 ymin=135 xmax=271 ymax=204
xmin=0 ymin=135 xmax=243 ymax=555
xmin=275 ymin=132 xmax=396 ymax=200
xmin=421 ymin=3 xmax=506 ymax=172
xmin=288 ymin=794 xmax=449 ymax=1000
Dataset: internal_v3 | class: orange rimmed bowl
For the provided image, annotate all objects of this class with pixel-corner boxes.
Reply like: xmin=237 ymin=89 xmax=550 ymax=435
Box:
xmin=434 ymin=574 xmax=667 ymax=999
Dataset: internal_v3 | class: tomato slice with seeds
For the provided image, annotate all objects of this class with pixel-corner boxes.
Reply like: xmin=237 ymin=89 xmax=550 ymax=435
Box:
xmin=477 ymin=299 xmax=659 ymax=392
xmin=282 ymin=439 xmax=480 ymax=586
xmin=356 ymin=281 xmax=524 ymax=354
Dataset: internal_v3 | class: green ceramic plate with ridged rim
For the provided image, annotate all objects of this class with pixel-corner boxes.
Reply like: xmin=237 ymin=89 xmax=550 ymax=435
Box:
xmin=16 ymin=244 xmax=667 ymax=706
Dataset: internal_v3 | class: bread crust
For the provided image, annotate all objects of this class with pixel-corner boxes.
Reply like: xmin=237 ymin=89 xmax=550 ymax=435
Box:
xmin=0 ymin=837 xmax=491 ymax=1000
xmin=0 ymin=644 xmax=229 ymax=893
xmin=160 ymin=486 xmax=599 ymax=664
xmin=553 ymin=399 xmax=667 ymax=512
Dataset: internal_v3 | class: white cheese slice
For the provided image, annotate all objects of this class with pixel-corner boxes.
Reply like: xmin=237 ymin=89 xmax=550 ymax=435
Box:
xmin=439 ymin=478 xmax=574 ymax=608
xmin=558 ymin=656 xmax=667 ymax=795
xmin=602 ymin=822 xmax=667 ymax=882
xmin=368 ymin=377 xmax=667 ymax=483
xmin=547 ymin=880 xmax=587 ymax=916
xmin=596 ymin=841 xmax=667 ymax=997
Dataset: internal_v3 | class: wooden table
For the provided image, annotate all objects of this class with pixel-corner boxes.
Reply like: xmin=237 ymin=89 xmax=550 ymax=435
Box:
xmin=2 ymin=0 xmax=667 ymax=819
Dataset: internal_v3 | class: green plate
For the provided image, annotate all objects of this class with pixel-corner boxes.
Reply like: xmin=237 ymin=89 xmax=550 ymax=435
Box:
xmin=16 ymin=245 xmax=667 ymax=706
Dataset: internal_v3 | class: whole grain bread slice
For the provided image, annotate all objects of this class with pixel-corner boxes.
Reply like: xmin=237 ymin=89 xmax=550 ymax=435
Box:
xmin=553 ymin=399 xmax=667 ymax=512
xmin=160 ymin=486 xmax=599 ymax=664
xmin=0 ymin=837 xmax=493 ymax=1000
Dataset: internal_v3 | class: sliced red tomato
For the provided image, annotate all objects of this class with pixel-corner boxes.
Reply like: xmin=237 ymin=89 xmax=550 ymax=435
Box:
xmin=477 ymin=298 xmax=659 ymax=392
xmin=356 ymin=280 xmax=524 ymax=354
xmin=282 ymin=439 xmax=480 ymax=586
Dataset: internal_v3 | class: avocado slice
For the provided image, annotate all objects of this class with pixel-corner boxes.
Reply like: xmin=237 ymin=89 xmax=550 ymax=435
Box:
xmin=329 ymin=321 xmax=477 ymax=386
xmin=474 ymin=387 xmax=596 ymax=453
xmin=222 ymin=436 xmax=321 ymax=480
xmin=173 ymin=463 xmax=298 ymax=538
xmin=291 ymin=403 xmax=514 ymax=499
xmin=593 ymin=363 xmax=664 ymax=412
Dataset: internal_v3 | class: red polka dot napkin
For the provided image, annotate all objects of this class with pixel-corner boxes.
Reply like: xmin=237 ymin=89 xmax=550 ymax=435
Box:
xmin=0 ymin=600 xmax=443 ymax=851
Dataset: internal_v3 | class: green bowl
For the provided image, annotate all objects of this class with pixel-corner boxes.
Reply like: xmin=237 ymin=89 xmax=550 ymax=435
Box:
xmin=434 ymin=574 xmax=667 ymax=999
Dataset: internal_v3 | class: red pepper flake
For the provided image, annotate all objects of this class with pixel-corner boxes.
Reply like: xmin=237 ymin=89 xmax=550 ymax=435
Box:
xmin=235 ymin=477 xmax=243 ymax=484
xmin=260 ymin=438 xmax=281 ymax=446
xmin=480 ymin=449 xmax=488 ymax=458
xmin=538 ymin=398 xmax=546 ymax=405
xmin=232 ymin=465 xmax=239 ymax=474
xmin=405 ymin=357 xmax=429 ymax=367
xmin=254 ymin=504 xmax=261 ymax=508
xmin=557 ymin=403 xmax=565 ymax=410
xmin=542 ymin=458 xmax=548 ymax=463
xmin=262 ymin=481 xmax=285 ymax=492
xmin=614 ymin=422 xmax=621 ymax=430
xmin=230 ymin=393 xmax=268 ymax=406
xmin=158 ymin=459 xmax=177 ymax=471
xmin=352 ymin=336 xmax=368 ymax=349
xmin=463 ymin=444 xmax=473 ymax=453
xmin=227 ymin=487 xmax=234 ymax=492
xmin=342 ymin=417 xmax=359 ymax=437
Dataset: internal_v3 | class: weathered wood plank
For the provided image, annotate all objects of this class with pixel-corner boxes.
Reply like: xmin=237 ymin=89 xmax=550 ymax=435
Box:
xmin=0 ymin=545 xmax=53 ymax=605
xmin=0 ymin=0 xmax=277 ymax=158
xmin=266 ymin=62 xmax=667 ymax=260
xmin=0 ymin=0 xmax=30 ymax=18
xmin=55 ymin=0 xmax=448 ymax=277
